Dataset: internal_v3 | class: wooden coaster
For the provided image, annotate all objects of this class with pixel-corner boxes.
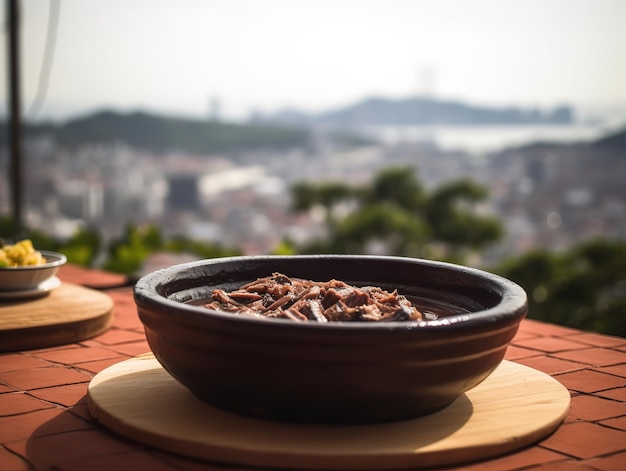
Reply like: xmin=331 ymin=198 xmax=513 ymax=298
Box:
xmin=0 ymin=282 xmax=114 ymax=352
xmin=87 ymin=355 xmax=570 ymax=470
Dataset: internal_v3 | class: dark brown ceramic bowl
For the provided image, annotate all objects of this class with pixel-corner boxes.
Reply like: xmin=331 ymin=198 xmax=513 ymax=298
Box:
xmin=134 ymin=255 xmax=527 ymax=424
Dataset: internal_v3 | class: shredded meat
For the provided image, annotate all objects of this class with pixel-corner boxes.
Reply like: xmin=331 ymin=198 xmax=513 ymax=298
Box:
xmin=203 ymin=273 xmax=422 ymax=322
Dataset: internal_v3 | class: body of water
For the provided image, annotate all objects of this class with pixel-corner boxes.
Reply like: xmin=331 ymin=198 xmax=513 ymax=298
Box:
xmin=360 ymin=120 xmax=626 ymax=154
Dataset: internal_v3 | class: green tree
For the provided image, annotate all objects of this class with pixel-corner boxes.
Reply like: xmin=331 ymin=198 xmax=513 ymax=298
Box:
xmin=290 ymin=166 xmax=502 ymax=261
xmin=102 ymin=224 xmax=161 ymax=274
xmin=363 ymin=166 xmax=426 ymax=211
xmin=164 ymin=235 xmax=240 ymax=259
xmin=102 ymin=223 xmax=242 ymax=275
xmin=57 ymin=227 xmax=102 ymax=266
xmin=494 ymin=238 xmax=626 ymax=337
xmin=291 ymin=181 xmax=357 ymax=227
xmin=426 ymin=179 xmax=503 ymax=260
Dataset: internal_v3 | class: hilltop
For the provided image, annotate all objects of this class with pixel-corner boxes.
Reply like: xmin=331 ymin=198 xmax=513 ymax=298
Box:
xmin=253 ymin=96 xmax=573 ymax=127
xmin=0 ymin=110 xmax=312 ymax=155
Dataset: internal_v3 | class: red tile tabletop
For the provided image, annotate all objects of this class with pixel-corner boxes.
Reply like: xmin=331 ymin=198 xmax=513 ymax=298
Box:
xmin=1 ymin=264 xmax=625 ymax=471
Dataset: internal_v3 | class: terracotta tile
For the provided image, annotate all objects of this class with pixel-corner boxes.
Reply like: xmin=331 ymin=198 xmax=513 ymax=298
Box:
xmin=68 ymin=402 xmax=93 ymax=422
xmin=109 ymin=311 xmax=144 ymax=331
xmin=600 ymin=416 xmax=626 ymax=432
xmin=5 ymin=429 xmax=136 ymax=470
xmin=529 ymin=460 xmax=598 ymax=470
xmin=76 ymin=339 xmax=102 ymax=348
xmin=553 ymin=348 xmax=626 ymax=367
xmin=27 ymin=344 xmax=78 ymax=354
xmin=598 ymin=364 xmax=626 ymax=378
xmin=111 ymin=302 xmax=140 ymax=315
xmin=569 ymin=395 xmax=626 ymax=421
xmin=562 ymin=414 xmax=581 ymax=425
xmin=75 ymin=356 xmax=130 ymax=375
xmin=540 ymin=422 xmax=626 ymax=459
xmin=0 ymin=393 xmax=55 ymax=417
xmin=106 ymin=290 xmax=136 ymax=307
xmin=0 ymin=383 xmax=17 ymax=393
xmin=0 ymin=408 xmax=92 ymax=443
xmin=32 ymin=347 xmax=121 ymax=365
xmin=105 ymin=294 xmax=136 ymax=307
xmin=504 ymin=345 xmax=542 ymax=361
xmin=512 ymin=324 xmax=541 ymax=341
xmin=596 ymin=387 xmax=626 ymax=402
xmin=0 ymin=354 xmax=51 ymax=373
xmin=19 ymin=346 xmax=76 ymax=361
xmin=515 ymin=356 xmax=586 ymax=375
xmin=1 ymin=366 xmax=91 ymax=390
xmin=0 ymin=445 xmax=31 ymax=471
xmin=55 ymin=451 xmax=182 ymax=471
xmin=514 ymin=337 xmax=591 ymax=353
xmin=519 ymin=320 xmax=582 ymax=338
xmin=58 ymin=265 xmax=126 ymax=287
xmin=454 ymin=446 xmax=568 ymax=470
xmin=105 ymin=289 xmax=134 ymax=303
xmin=555 ymin=370 xmax=626 ymax=394
xmin=585 ymin=451 xmax=626 ymax=471
xmin=28 ymin=383 xmax=88 ymax=407
xmin=106 ymin=341 xmax=151 ymax=358
xmin=85 ymin=328 xmax=146 ymax=346
xmin=3 ymin=267 xmax=623 ymax=469
xmin=568 ymin=332 xmax=626 ymax=348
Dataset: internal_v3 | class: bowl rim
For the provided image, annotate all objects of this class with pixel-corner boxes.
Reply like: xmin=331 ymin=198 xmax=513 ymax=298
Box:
xmin=134 ymin=254 xmax=528 ymax=331
xmin=0 ymin=250 xmax=67 ymax=271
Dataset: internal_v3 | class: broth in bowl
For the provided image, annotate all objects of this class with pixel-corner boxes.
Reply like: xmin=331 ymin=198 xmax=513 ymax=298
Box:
xmin=189 ymin=272 xmax=469 ymax=322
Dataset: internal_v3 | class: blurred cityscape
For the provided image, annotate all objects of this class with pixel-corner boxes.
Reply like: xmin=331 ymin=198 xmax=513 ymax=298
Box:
xmin=1 ymin=98 xmax=626 ymax=268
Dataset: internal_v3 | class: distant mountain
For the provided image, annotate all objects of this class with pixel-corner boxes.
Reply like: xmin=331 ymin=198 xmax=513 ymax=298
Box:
xmin=1 ymin=110 xmax=312 ymax=155
xmin=255 ymin=96 xmax=573 ymax=127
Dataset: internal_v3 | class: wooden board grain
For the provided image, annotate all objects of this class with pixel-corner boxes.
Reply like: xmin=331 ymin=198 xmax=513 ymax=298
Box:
xmin=87 ymin=355 xmax=571 ymax=470
xmin=0 ymin=282 xmax=114 ymax=352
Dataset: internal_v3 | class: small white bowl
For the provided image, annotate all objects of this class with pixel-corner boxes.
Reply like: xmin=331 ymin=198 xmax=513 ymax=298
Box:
xmin=0 ymin=250 xmax=67 ymax=291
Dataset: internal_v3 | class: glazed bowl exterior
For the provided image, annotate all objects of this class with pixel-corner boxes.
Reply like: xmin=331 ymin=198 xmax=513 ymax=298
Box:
xmin=134 ymin=255 xmax=527 ymax=424
xmin=0 ymin=251 xmax=67 ymax=291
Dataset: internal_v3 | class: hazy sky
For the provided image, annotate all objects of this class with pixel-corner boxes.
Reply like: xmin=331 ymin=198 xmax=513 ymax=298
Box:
xmin=2 ymin=0 xmax=626 ymax=122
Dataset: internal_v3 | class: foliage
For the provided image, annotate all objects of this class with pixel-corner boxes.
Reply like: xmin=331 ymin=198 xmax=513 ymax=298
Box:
xmin=0 ymin=218 xmax=101 ymax=266
xmin=290 ymin=166 xmax=503 ymax=262
xmin=1 ymin=217 xmax=239 ymax=276
xmin=56 ymin=228 xmax=102 ymax=266
xmin=291 ymin=181 xmax=357 ymax=214
xmin=163 ymin=235 xmax=240 ymax=259
xmin=493 ymin=238 xmax=626 ymax=337
xmin=102 ymin=224 xmax=163 ymax=274
xmin=101 ymin=224 xmax=241 ymax=275
xmin=426 ymin=179 xmax=503 ymax=258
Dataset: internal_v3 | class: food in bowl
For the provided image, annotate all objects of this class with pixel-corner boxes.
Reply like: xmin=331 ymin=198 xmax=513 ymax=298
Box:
xmin=0 ymin=239 xmax=46 ymax=267
xmin=134 ymin=255 xmax=528 ymax=424
xmin=203 ymin=272 xmax=423 ymax=322
xmin=0 ymin=240 xmax=67 ymax=291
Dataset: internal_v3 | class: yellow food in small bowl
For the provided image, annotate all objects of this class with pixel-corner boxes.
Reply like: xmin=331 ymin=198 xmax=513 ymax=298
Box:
xmin=0 ymin=239 xmax=47 ymax=267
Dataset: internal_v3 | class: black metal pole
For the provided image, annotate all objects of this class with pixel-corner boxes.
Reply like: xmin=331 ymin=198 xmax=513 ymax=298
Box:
xmin=7 ymin=0 xmax=24 ymax=237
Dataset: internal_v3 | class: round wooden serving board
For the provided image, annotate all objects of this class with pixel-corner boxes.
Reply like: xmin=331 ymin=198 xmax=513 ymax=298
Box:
xmin=0 ymin=282 xmax=114 ymax=352
xmin=87 ymin=354 xmax=570 ymax=470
